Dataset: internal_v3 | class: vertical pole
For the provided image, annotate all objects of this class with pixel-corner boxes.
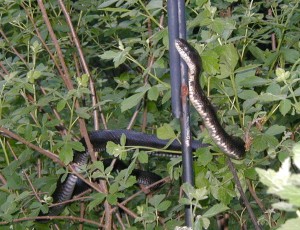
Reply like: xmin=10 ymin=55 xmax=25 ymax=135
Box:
xmin=167 ymin=0 xmax=181 ymax=118
xmin=168 ymin=0 xmax=194 ymax=227
xmin=177 ymin=0 xmax=194 ymax=227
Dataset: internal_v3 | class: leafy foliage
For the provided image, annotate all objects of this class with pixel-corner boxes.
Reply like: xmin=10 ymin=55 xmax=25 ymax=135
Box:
xmin=0 ymin=0 xmax=300 ymax=229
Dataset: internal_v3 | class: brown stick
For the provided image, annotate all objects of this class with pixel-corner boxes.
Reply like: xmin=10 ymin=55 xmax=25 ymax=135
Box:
xmin=227 ymin=158 xmax=261 ymax=230
xmin=0 ymin=29 xmax=29 ymax=68
xmin=0 ymin=215 xmax=104 ymax=227
xmin=57 ymin=0 xmax=103 ymax=131
xmin=37 ymin=0 xmax=94 ymax=163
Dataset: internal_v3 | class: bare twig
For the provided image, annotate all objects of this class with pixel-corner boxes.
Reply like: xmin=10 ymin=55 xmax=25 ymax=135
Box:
xmin=110 ymin=176 xmax=170 ymax=214
xmin=0 ymin=28 xmax=29 ymax=68
xmin=268 ymin=9 xmax=277 ymax=51
xmin=0 ymin=127 xmax=104 ymax=194
xmin=37 ymin=0 xmax=94 ymax=163
xmin=58 ymin=0 xmax=108 ymax=130
xmin=0 ymin=215 xmax=104 ymax=228
xmin=246 ymin=179 xmax=276 ymax=227
xmin=227 ymin=158 xmax=261 ymax=230
xmin=0 ymin=61 xmax=9 ymax=76
xmin=0 ymin=173 xmax=7 ymax=185
xmin=23 ymin=170 xmax=42 ymax=203
xmin=0 ymin=127 xmax=62 ymax=165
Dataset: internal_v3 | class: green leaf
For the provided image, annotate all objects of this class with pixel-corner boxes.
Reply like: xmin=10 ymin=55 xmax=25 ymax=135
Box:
xmin=109 ymin=182 xmax=119 ymax=194
xmin=148 ymin=86 xmax=159 ymax=101
xmin=217 ymin=44 xmax=239 ymax=78
xmin=162 ymin=90 xmax=171 ymax=104
xmin=157 ymin=200 xmax=171 ymax=212
xmin=203 ymin=203 xmax=229 ymax=218
xmin=98 ymin=0 xmax=119 ymax=8
xmin=281 ymin=48 xmax=300 ymax=64
xmin=146 ymin=0 xmax=163 ymax=10
xmin=235 ymin=64 xmax=262 ymax=73
xmin=59 ymin=144 xmax=74 ymax=164
xmin=87 ymin=193 xmax=106 ymax=211
xmin=77 ymin=73 xmax=89 ymax=87
xmin=99 ymin=50 xmax=118 ymax=60
xmin=149 ymin=194 xmax=165 ymax=208
xmin=217 ymin=187 xmax=232 ymax=205
xmin=278 ymin=218 xmax=300 ymax=230
xmin=248 ymin=45 xmax=265 ymax=62
xmin=265 ymin=125 xmax=286 ymax=136
xmin=137 ymin=151 xmax=148 ymax=164
xmin=236 ymin=76 xmax=271 ymax=88
xmin=293 ymin=143 xmax=300 ymax=170
xmin=252 ymin=134 xmax=278 ymax=152
xmin=106 ymin=141 xmax=126 ymax=158
xmin=280 ymin=99 xmax=292 ymax=116
xmin=75 ymin=107 xmax=91 ymax=119
xmin=238 ymin=90 xmax=258 ymax=100
xmin=266 ymin=83 xmax=281 ymax=95
xmin=69 ymin=141 xmax=85 ymax=152
xmin=201 ymin=50 xmax=219 ymax=75
xmin=121 ymin=92 xmax=145 ymax=112
xmin=196 ymin=149 xmax=213 ymax=166
xmin=120 ymin=133 xmax=126 ymax=146
xmin=272 ymin=201 xmax=296 ymax=212
xmin=258 ymin=93 xmax=286 ymax=102
xmin=99 ymin=47 xmax=131 ymax=68
xmin=157 ymin=124 xmax=176 ymax=140
xmin=107 ymin=193 xmax=119 ymax=205
xmin=125 ymin=175 xmax=136 ymax=188
xmin=244 ymin=168 xmax=257 ymax=180
xmin=27 ymin=70 xmax=41 ymax=83
xmin=276 ymin=68 xmax=290 ymax=82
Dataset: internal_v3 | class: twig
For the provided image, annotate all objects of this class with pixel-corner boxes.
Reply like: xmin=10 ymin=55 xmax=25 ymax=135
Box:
xmin=0 ymin=28 xmax=29 ymax=68
xmin=23 ymin=170 xmax=42 ymax=203
xmin=0 ymin=127 xmax=104 ymax=194
xmin=0 ymin=61 xmax=9 ymax=76
xmin=246 ymin=179 xmax=276 ymax=227
xmin=37 ymin=0 xmax=95 ymax=164
xmin=117 ymin=203 xmax=138 ymax=219
xmin=58 ymin=0 xmax=109 ymax=131
xmin=268 ymin=8 xmax=277 ymax=51
xmin=227 ymin=158 xmax=261 ymax=230
xmin=0 ymin=127 xmax=62 ymax=166
xmin=110 ymin=176 xmax=169 ymax=214
xmin=0 ymin=173 xmax=7 ymax=185
xmin=0 ymin=215 xmax=104 ymax=228
xmin=115 ymin=212 xmax=126 ymax=230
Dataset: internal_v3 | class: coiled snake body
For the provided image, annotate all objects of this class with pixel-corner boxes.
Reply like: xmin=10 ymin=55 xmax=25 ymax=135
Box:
xmin=39 ymin=130 xmax=205 ymax=218
xmin=39 ymin=39 xmax=245 ymax=219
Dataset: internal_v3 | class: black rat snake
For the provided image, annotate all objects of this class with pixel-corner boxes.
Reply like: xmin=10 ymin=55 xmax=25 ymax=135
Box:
xmin=38 ymin=39 xmax=245 ymax=219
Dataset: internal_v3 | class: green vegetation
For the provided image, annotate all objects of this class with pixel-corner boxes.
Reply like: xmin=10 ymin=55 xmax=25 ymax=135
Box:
xmin=0 ymin=0 xmax=300 ymax=229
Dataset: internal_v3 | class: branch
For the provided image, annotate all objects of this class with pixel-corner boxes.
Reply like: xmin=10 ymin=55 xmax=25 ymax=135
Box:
xmin=57 ymin=0 xmax=104 ymax=130
xmin=0 ymin=127 xmax=62 ymax=166
xmin=37 ymin=0 xmax=95 ymax=163
xmin=227 ymin=158 xmax=261 ymax=230
xmin=0 ymin=216 xmax=104 ymax=228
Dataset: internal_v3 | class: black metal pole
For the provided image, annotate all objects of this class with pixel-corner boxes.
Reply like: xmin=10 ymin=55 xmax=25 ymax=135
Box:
xmin=167 ymin=0 xmax=181 ymax=118
xmin=177 ymin=0 xmax=195 ymax=227
xmin=168 ymin=0 xmax=194 ymax=227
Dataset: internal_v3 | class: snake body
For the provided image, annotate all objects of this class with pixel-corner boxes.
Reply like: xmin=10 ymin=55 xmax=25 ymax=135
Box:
xmin=175 ymin=39 xmax=245 ymax=159
xmin=38 ymin=130 xmax=205 ymax=218
xmin=39 ymin=39 xmax=245 ymax=220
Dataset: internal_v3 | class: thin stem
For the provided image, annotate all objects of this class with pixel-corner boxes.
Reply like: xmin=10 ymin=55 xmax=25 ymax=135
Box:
xmin=229 ymin=73 xmax=243 ymax=126
xmin=227 ymin=158 xmax=261 ymax=230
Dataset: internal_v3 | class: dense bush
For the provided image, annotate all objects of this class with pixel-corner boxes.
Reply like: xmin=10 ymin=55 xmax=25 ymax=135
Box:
xmin=0 ymin=0 xmax=299 ymax=229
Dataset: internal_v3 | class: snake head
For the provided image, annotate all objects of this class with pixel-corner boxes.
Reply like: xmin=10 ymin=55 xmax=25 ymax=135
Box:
xmin=175 ymin=39 xmax=201 ymax=68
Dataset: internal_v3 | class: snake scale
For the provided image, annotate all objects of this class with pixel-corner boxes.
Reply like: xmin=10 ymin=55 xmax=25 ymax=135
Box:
xmin=38 ymin=39 xmax=245 ymax=219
